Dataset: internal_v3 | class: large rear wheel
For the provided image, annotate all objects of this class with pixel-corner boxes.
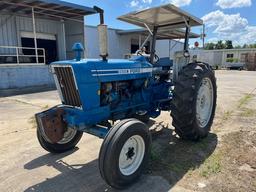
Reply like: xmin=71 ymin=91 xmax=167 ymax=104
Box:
xmin=171 ymin=62 xmax=217 ymax=141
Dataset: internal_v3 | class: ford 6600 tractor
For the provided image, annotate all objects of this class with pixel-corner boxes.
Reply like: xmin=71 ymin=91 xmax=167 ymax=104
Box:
xmin=35 ymin=4 xmax=217 ymax=189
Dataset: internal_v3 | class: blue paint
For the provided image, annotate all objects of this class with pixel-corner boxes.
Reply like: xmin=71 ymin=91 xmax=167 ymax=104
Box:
xmin=72 ymin=43 xmax=84 ymax=61
xmin=45 ymin=47 xmax=173 ymax=138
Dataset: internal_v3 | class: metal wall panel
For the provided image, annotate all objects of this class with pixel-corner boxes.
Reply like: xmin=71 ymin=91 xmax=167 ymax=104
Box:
xmin=84 ymin=26 xmax=127 ymax=59
xmin=0 ymin=15 xmax=17 ymax=54
xmin=65 ymin=20 xmax=84 ymax=59
xmin=0 ymin=14 xmax=66 ymax=60
xmin=17 ymin=16 xmax=66 ymax=60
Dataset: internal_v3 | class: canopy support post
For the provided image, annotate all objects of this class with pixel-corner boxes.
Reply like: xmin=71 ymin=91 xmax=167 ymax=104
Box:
xmin=183 ymin=18 xmax=190 ymax=52
xmin=139 ymin=34 xmax=151 ymax=50
xmin=139 ymin=34 xmax=142 ymax=48
xmin=61 ymin=19 xmax=67 ymax=60
xmin=150 ymin=26 xmax=158 ymax=64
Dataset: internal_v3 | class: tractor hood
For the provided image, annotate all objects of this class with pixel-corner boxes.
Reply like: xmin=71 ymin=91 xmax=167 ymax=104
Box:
xmin=51 ymin=57 xmax=153 ymax=82
xmin=50 ymin=57 xmax=153 ymax=110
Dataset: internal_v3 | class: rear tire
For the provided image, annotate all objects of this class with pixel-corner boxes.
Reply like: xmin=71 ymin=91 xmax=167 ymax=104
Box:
xmin=99 ymin=119 xmax=151 ymax=189
xmin=171 ymin=63 xmax=217 ymax=141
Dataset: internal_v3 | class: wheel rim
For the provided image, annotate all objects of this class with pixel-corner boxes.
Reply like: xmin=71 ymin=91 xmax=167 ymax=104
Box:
xmin=196 ymin=77 xmax=214 ymax=128
xmin=57 ymin=128 xmax=77 ymax=144
xmin=40 ymin=128 xmax=77 ymax=144
xmin=119 ymin=135 xmax=145 ymax=176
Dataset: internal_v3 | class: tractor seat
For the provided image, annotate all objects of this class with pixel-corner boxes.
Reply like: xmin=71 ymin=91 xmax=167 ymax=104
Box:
xmin=154 ymin=57 xmax=173 ymax=73
xmin=155 ymin=57 xmax=173 ymax=68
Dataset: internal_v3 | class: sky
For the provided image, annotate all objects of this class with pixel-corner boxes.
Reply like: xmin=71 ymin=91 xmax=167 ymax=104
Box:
xmin=64 ymin=0 xmax=256 ymax=46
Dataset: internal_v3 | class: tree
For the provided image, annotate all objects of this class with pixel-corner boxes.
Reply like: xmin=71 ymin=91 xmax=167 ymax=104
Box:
xmin=249 ymin=44 xmax=256 ymax=48
xmin=215 ymin=40 xmax=225 ymax=49
xmin=205 ymin=42 xmax=215 ymax=50
xmin=243 ymin=44 xmax=248 ymax=48
xmin=204 ymin=40 xmax=255 ymax=50
xmin=225 ymin=40 xmax=233 ymax=49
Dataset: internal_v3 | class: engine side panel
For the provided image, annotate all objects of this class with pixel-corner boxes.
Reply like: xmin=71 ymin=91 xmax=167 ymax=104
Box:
xmin=52 ymin=57 xmax=153 ymax=111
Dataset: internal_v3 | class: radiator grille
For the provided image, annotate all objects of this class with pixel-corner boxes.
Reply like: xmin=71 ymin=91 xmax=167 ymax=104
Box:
xmin=54 ymin=66 xmax=82 ymax=107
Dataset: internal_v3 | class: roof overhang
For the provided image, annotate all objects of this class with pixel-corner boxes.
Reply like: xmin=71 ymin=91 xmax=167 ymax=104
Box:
xmin=117 ymin=28 xmax=200 ymax=39
xmin=118 ymin=4 xmax=203 ymax=29
xmin=0 ymin=0 xmax=97 ymax=22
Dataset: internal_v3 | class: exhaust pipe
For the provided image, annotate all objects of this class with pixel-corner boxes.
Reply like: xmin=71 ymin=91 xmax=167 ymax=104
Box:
xmin=94 ymin=6 xmax=108 ymax=61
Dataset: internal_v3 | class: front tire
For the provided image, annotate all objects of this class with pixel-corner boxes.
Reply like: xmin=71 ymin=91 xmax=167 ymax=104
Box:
xmin=37 ymin=127 xmax=83 ymax=153
xmin=133 ymin=113 xmax=150 ymax=123
xmin=171 ymin=63 xmax=217 ymax=141
xmin=99 ymin=119 xmax=151 ymax=189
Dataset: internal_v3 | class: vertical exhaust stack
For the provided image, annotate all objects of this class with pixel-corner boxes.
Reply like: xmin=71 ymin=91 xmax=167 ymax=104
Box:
xmin=98 ymin=24 xmax=108 ymax=61
xmin=94 ymin=6 xmax=108 ymax=61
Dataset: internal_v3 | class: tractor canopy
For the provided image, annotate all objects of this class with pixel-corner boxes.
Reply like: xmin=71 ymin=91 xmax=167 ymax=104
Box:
xmin=118 ymin=4 xmax=203 ymax=30
xmin=117 ymin=28 xmax=200 ymax=40
xmin=118 ymin=4 xmax=203 ymax=63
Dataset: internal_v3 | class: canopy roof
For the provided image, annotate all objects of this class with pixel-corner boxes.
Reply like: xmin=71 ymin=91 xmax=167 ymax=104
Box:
xmin=118 ymin=4 xmax=203 ymax=29
xmin=117 ymin=28 xmax=200 ymax=39
xmin=0 ymin=0 xmax=97 ymax=22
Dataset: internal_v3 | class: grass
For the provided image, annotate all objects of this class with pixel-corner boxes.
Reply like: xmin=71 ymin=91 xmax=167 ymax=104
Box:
xmin=238 ymin=94 xmax=253 ymax=108
xmin=149 ymin=143 xmax=188 ymax=173
xmin=149 ymin=139 xmax=213 ymax=176
xmin=199 ymin=151 xmax=222 ymax=177
xmin=222 ymin=110 xmax=233 ymax=121
xmin=197 ymin=93 xmax=254 ymax=178
xmin=237 ymin=93 xmax=256 ymax=117
xmin=167 ymin=163 xmax=187 ymax=173
xmin=220 ymin=94 xmax=254 ymax=122
xmin=150 ymin=144 xmax=162 ymax=162
xmin=41 ymin=104 xmax=49 ymax=110
xmin=192 ymin=138 xmax=210 ymax=151
xmin=240 ymin=108 xmax=256 ymax=117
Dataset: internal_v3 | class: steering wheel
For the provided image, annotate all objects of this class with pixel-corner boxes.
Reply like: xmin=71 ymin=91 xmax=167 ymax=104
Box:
xmin=154 ymin=54 xmax=160 ymax=63
xmin=136 ymin=50 xmax=143 ymax=56
xmin=136 ymin=50 xmax=159 ymax=64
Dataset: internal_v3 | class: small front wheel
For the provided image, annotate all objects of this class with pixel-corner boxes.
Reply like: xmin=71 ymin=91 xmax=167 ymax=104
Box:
xmin=133 ymin=112 xmax=150 ymax=123
xmin=37 ymin=127 xmax=83 ymax=153
xmin=99 ymin=119 xmax=151 ymax=189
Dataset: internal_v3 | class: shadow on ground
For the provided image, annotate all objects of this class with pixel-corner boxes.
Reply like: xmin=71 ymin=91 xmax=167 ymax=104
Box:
xmin=24 ymin=120 xmax=217 ymax=192
xmin=149 ymin=120 xmax=218 ymax=187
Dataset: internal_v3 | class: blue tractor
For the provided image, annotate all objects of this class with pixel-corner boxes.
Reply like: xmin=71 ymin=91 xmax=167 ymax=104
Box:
xmin=36 ymin=4 xmax=217 ymax=189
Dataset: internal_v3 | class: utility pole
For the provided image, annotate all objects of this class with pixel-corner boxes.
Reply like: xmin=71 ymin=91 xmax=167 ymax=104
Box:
xmin=202 ymin=24 xmax=206 ymax=49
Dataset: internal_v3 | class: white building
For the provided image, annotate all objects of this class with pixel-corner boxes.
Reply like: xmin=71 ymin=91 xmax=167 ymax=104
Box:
xmin=0 ymin=0 xmax=188 ymax=93
xmin=84 ymin=25 xmax=184 ymax=60
xmin=191 ymin=48 xmax=256 ymax=69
